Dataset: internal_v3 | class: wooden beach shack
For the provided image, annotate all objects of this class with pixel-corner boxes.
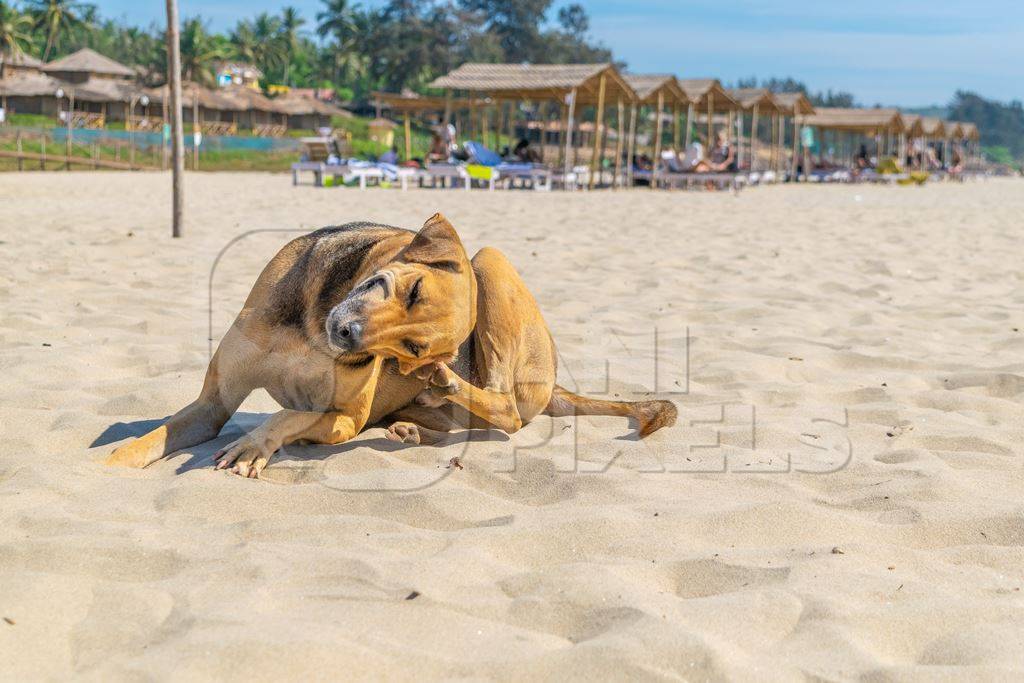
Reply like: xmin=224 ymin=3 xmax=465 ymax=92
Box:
xmin=622 ymin=74 xmax=688 ymax=186
xmin=677 ymin=79 xmax=740 ymax=150
xmin=771 ymin=92 xmax=815 ymax=178
xmin=801 ymin=107 xmax=906 ymax=171
xmin=726 ymin=87 xmax=782 ymax=172
xmin=429 ymin=63 xmax=637 ymax=188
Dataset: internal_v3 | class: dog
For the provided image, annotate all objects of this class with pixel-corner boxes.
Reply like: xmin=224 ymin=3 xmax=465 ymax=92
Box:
xmin=106 ymin=214 xmax=677 ymax=477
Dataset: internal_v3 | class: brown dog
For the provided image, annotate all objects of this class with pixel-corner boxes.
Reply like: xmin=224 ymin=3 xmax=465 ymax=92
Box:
xmin=106 ymin=214 xmax=676 ymax=477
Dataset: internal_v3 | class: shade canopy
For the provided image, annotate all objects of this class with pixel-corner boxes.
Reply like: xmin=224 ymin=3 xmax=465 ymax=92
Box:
xmin=622 ymin=74 xmax=687 ymax=106
xmin=678 ymin=79 xmax=739 ymax=111
xmin=957 ymin=122 xmax=979 ymax=140
xmin=371 ymin=90 xmax=488 ymax=113
xmin=772 ymin=92 xmax=815 ymax=116
xmin=802 ymin=107 xmax=905 ymax=134
xmin=43 ymin=48 xmax=134 ymax=78
xmin=428 ymin=62 xmax=636 ymax=104
xmin=273 ymin=92 xmax=350 ymax=117
xmin=725 ymin=88 xmax=782 ymax=114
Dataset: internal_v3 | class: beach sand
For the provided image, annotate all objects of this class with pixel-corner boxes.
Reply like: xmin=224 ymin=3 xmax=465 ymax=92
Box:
xmin=1 ymin=172 xmax=1022 ymax=680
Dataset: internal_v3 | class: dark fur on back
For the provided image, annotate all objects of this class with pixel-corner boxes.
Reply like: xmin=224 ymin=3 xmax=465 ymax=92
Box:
xmin=265 ymin=222 xmax=411 ymax=335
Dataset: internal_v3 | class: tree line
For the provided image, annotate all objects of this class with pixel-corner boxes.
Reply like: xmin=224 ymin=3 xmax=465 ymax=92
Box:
xmin=0 ymin=0 xmax=610 ymax=100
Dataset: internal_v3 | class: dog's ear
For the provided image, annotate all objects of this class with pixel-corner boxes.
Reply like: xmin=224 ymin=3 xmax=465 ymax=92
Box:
xmin=401 ymin=213 xmax=467 ymax=272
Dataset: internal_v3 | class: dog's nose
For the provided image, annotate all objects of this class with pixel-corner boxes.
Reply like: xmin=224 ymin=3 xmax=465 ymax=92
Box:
xmin=329 ymin=319 xmax=363 ymax=350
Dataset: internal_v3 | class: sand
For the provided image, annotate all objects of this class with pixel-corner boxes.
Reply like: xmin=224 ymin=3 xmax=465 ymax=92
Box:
xmin=1 ymin=172 xmax=1023 ymax=680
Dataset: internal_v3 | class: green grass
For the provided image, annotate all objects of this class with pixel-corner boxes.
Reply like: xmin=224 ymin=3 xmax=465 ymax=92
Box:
xmin=0 ymin=113 xmax=484 ymax=172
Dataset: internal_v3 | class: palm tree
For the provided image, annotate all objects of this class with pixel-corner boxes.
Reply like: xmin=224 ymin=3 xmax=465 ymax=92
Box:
xmin=180 ymin=17 xmax=227 ymax=85
xmin=26 ymin=0 xmax=91 ymax=60
xmin=316 ymin=0 xmax=354 ymax=44
xmin=0 ymin=1 xmax=34 ymax=59
xmin=279 ymin=6 xmax=305 ymax=85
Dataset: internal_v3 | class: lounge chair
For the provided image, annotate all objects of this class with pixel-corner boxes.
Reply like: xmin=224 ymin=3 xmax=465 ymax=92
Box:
xmin=291 ymin=137 xmax=348 ymax=187
xmin=464 ymin=142 xmax=552 ymax=191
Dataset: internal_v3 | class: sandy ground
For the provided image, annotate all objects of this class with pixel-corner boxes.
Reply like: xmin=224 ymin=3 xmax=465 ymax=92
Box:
xmin=1 ymin=172 xmax=1023 ymax=681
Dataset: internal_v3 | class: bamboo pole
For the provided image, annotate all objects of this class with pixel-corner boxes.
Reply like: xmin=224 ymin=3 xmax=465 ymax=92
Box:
xmin=685 ymin=103 xmax=694 ymax=147
xmin=192 ymin=94 xmax=199 ymax=170
xmin=626 ymin=102 xmax=637 ymax=187
xmin=706 ymin=91 xmax=713 ymax=151
xmin=403 ymin=112 xmax=412 ymax=161
xmin=791 ymin=115 xmax=800 ymax=180
xmin=166 ymin=0 xmax=185 ymax=237
xmin=614 ymin=98 xmax=624 ymax=188
xmin=652 ymin=90 xmax=664 ymax=189
xmin=750 ymin=104 xmax=759 ymax=172
xmin=562 ymin=88 xmax=577 ymax=185
xmin=588 ymin=74 xmax=606 ymax=189
xmin=672 ymin=102 xmax=679 ymax=151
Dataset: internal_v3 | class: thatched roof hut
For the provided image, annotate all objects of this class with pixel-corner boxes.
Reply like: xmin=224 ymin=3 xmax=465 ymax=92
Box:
xmin=0 ymin=51 xmax=44 ymax=78
xmin=802 ymin=107 xmax=905 ymax=134
xmin=43 ymin=48 xmax=134 ymax=80
xmin=957 ymin=122 xmax=979 ymax=141
xmin=677 ymin=79 xmax=738 ymax=110
xmin=428 ymin=62 xmax=636 ymax=104
xmin=0 ymin=72 xmax=66 ymax=98
xmin=772 ymin=92 xmax=815 ymax=117
xmin=726 ymin=88 xmax=781 ymax=114
xmin=622 ymin=74 xmax=687 ymax=106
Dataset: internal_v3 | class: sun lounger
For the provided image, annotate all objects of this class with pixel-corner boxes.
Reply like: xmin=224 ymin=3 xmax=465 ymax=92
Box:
xmin=464 ymin=142 xmax=552 ymax=190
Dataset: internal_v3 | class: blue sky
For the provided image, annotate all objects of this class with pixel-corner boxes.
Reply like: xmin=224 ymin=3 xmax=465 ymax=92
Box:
xmin=95 ymin=0 xmax=1023 ymax=106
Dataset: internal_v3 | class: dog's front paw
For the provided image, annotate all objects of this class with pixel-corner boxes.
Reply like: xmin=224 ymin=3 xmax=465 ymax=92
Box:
xmin=427 ymin=362 xmax=460 ymax=397
xmin=213 ymin=433 xmax=279 ymax=479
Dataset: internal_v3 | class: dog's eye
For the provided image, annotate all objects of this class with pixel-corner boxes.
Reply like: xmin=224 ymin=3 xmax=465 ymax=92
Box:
xmin=406 ymin=278 xmax=423 ymax=309
xmin=403 ymin=339 xmax=422 ymax=357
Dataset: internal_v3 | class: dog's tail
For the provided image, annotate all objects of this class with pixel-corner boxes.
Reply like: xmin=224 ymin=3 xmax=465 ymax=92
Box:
xmin=543 ymin=385 xmax=677 ymax=438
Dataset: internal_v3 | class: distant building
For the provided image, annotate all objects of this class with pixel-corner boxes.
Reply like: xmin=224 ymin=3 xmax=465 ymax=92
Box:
xmin=214 ymin=62 xmax=263 ymax=90
xmin=0 ymin=51 xmax=44 ymax=79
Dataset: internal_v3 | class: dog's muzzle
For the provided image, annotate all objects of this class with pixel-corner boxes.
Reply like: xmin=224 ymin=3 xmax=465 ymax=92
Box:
xmin=326 ymin=307 xmax=365 ymax=352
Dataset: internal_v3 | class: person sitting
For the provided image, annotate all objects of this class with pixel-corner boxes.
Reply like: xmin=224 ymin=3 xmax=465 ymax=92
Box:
xmin=379 ymin=145 xmax=399 ymax=165
xmin=512 ymin=138 xmax=542 ymax=164
xmin=705 ymin=129 xmax=735 ymax=172
xmin=427 ymin=129 xmax=449 ymax=163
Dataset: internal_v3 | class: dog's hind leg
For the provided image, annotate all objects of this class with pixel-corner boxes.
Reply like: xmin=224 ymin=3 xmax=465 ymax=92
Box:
xmin=544 ymin=385 xmax=677 ymax=438
xmin=105 ymin=327 xmax=257 ymax=468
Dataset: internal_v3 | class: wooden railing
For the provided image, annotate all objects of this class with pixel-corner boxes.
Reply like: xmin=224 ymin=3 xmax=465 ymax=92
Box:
xmin=253 ymin=123 xmax=287 ymax=138
xmin=201 ymin=121 xmax=237 ymax=136
xmin=128 ymin=115 xmax=163 ymax=131
xmin=0 ymin=128 xmax=158 ymax=171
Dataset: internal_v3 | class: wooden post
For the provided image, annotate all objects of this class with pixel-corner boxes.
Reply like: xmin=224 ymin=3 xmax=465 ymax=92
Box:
xmin=626 ymin=102 xmax=637 ymax=186
xmin=443 ymin=89 xmax=452 ymax=126
xmin=162 ymin=87 xmax=169 ymax=170
xmin=66 ymin=90 xmax=74 ymax=171
xmin=736 ymin=110 xmax=744 ymax=169
xmin=706 ymin=92 xmax=713 ymax=151
xmin=563 ymin=88 xmax=577 ymax=184
xmin=791 ymin=115 xmax=800 ymax=180
xmin=672 ymin=103 xmax=680 ymax=151
xmin=588 ymin=73 xmax=606 ymax=189
xmin=16 ymin=132 xmax=22 ymax=171
xmin=41 ymin=133 xmax=46 ymax=170
xmin=193 ymin=94 xmax=200 ymax=170
xmin=685 ymin=103 xmax=694 ymax=147
xmin=614 ymin=98 xmax=624 ymax=188
xmin=92 ymin=142 xmax=98 ymax=169
xmin=507 ymin=101 xmax=515 ymax=149
xmin=651 ymin=90 xmax=664 ymax=189
xmin=750 ymin=104 xmax=759 ymax=172
xmin=403 ymin=112 xmax=412 ymax=161
xmin=166 ymin=0 xmax=185 ymax=237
